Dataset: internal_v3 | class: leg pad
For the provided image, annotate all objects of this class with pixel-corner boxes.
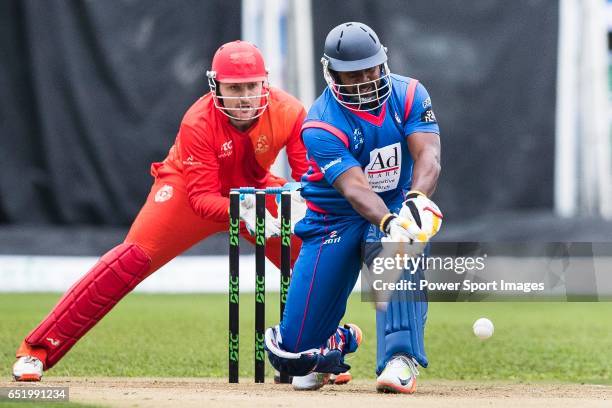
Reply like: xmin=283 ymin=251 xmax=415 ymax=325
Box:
xmin=24 ymin=243 xmax=151 ymax=369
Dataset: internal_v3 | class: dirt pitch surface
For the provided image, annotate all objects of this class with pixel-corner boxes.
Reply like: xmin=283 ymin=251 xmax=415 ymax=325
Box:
xmin=2 ymin=377 xmax=611 ymax=408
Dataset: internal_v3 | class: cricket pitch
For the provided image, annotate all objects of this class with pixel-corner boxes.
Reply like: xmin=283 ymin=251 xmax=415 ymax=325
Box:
xmin=1 ymin=377 xmax=610 ymax=408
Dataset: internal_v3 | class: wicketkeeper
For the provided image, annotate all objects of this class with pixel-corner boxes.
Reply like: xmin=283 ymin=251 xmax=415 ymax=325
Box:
xmin=12 ymin=40 xmax=310 ymax=382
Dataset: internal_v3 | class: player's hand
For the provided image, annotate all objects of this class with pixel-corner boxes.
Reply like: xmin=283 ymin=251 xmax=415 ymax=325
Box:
xmin=239 ymin=194 xmax=281 ymax=238
xmin=399 ymin=191 xmax=443 ymax=239
xmin=381 ymin=215 xmax=428 ymax=243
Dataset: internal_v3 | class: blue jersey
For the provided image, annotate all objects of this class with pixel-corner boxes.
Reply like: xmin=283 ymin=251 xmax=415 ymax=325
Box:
xmin=300 ymin=74 xmax=440 ymax=215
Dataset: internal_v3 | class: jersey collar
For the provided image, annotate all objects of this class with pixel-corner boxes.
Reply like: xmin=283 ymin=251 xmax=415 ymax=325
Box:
xmin=348 ymin=102 xmax=387 ymax=127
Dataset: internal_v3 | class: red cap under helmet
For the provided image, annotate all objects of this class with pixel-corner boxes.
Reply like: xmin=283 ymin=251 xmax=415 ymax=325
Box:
xmin=209 ymin=40 xmax=267 ymax=83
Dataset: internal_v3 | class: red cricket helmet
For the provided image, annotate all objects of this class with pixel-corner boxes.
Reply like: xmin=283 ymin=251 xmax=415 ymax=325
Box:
xmin=206 ymin=41 xmax=270 ymax=120
xmin=208 ymin=40 xmax=267 ymax=83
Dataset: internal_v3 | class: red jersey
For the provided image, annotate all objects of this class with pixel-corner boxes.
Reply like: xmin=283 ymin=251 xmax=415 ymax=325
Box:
xmin=154 ymin=87 xmax=308 ymax=222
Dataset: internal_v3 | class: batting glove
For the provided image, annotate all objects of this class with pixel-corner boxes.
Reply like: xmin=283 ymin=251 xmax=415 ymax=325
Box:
xmin=380 ymin=213 xmax=428 ymax=243
xmin=399 ymin=191 xmax=443 ymax=239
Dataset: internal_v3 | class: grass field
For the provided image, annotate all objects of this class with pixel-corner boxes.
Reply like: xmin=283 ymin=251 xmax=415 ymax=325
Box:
xmin=0 ymin=293 xmax=611 ymax=384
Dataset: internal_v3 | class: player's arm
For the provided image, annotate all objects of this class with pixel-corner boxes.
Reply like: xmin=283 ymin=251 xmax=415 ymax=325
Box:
xmin=332 ymin=167 xmax=425 ymax=241
xmin=178 ymin=124 xmax=230 ymax=222
xmin=303 ymin=127 xmax=419 ymax=240
xmin=331 ymin=130 xmax=441 ymax=226
xmin=332 ymin=168 xmax=389 ymax=226
xmin=179 ymin=125 xmax=281 ymax=235
xmin=407 ymin=132 xmax=441 ymax=196
xmin=399 ymin=82 xmax=444 ymax=239
xmin=404 ymin=82 xmax=442 ymax=197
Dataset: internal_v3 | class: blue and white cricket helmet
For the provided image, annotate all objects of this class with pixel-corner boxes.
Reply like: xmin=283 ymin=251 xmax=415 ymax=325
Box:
xmin=321 ymin=22 xmax=392 ymax=112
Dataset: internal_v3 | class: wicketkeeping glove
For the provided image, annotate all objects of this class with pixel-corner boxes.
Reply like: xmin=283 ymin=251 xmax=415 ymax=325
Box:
xmin=239 ymin=194 xmax=281 ymax=238
xmin=276 ymin=182 xmax=307 ymax=233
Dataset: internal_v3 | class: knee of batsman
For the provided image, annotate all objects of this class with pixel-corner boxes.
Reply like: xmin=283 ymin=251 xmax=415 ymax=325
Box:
xmin=264 ymin=327 xmax=350 ymax=376
xmin=266 ymin=349 xmax=351 ymax=376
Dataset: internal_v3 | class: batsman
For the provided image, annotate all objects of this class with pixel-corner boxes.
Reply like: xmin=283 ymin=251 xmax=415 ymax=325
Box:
xmin=265 ymin=22 xmax=442 ymax=393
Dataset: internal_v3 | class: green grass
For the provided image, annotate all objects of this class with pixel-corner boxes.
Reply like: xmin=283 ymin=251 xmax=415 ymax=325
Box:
xmin=1 ymin=293 xmax=611 ymax=383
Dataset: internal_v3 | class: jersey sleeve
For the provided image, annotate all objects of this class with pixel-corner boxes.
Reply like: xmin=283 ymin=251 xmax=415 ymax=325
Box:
xmin=403 ymin=82 xmax=440 ymax=137
xmin=178 ymin=123 xmax=230 ymax=222
xmin=285 ymin=108 xmax=309 ymax=181
xmin=302 ymin=127 xmax=360 ymax=185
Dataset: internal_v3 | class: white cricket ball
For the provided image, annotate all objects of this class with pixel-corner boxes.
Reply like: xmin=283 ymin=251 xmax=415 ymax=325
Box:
xmin=473 ymin=317 xmax=494 ymax=340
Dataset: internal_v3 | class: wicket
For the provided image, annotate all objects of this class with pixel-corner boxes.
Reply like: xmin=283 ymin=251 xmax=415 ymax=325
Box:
xmin=228 ymin=187 xmax=292 ymax=383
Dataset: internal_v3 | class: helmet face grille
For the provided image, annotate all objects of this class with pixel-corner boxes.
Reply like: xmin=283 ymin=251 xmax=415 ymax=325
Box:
xmin=322 ymin=59 xmax=393 ymax=112
xmin=321 ymin=22 xmax=392 ymax=112
xmin=207 ymin=75 xmax=270 ymax=121
xmin=207 ymin=40 xmax=270 ymax=120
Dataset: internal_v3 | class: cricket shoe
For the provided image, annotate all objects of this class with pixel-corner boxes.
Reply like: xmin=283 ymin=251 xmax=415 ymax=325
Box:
xmin=376 ymin=354 xmax=419 ymax=394
xmin=13 ymin=356 xmax=43 ymax=382
xmin=328 ymin=371 xmax=352 ymax=385
xmin=292 ymin=372 xmax=330 ymax=390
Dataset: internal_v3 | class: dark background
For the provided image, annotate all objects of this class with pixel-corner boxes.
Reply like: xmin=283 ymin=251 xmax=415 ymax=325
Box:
xmin=0 ymin=0 xmax=241 ymax=225
xmin=4 ymin=0 xmax=607 ymax=254
xmin=311 ymin=0 xmax=559 ymax=221
xmin=1 ymin=0 xmax=556 ymax=226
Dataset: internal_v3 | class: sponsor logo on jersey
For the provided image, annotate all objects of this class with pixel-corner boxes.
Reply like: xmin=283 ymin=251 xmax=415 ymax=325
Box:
xmin=154 ymin=185 xmax=173 ymax=202
xmin=422 ymin=97 xmax=431 ymax=109
xmin=353 ymin=128 xmax=364 ymax=150
xmin=321 ymin=158 xmax=342 ymax=174
xmin=218 ymin=140 xmax=233 ymax=158
xmin=394 ymin=111 xmax=401 ymax=124
xmin=254 ymin=134 xmax=270 ymax=154
xmin=421 ymin=107 xmax=436 ymax=123
xmin=365 ymin=143 xmax=402 ymax=192
xmin=182 ymin=155 xmax=202 ymax=166
xmin=323 ymin=230 xmax=342 ymax=245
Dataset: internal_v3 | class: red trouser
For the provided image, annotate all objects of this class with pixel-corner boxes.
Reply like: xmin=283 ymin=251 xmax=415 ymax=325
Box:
xmin=17 ymin=165 xmax=301 ymax=369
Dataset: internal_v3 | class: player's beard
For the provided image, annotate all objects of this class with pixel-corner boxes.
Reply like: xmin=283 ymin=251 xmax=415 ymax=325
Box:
xmin=348 ymin=78 xmax=388 ymax=110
